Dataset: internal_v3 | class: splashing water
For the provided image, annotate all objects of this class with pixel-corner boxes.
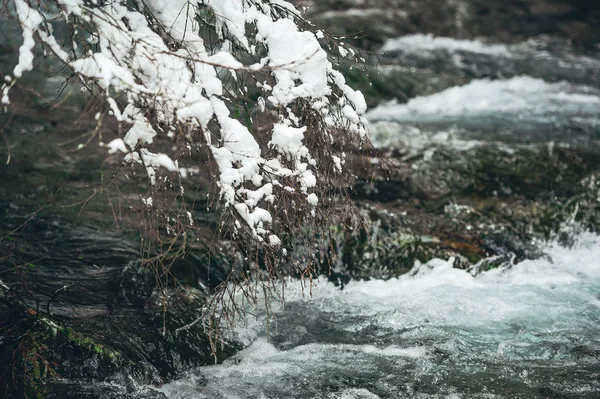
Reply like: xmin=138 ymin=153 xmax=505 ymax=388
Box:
xmin=367 ymin=77 xmax=600 ymax=150
xmin=157 ymin=232 xmax=600 ymax=398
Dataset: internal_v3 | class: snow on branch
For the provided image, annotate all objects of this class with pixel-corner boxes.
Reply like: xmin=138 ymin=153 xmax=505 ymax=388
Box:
xmin=2 ymin=0 xmax=368 ymax=244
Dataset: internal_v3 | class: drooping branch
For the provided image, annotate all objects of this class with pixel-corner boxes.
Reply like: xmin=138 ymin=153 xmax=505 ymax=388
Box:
xmin=3 ymin=0 xmax=368 ymax=246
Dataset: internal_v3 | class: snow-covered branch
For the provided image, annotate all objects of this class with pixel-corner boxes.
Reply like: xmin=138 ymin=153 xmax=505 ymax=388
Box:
xmin=2 ymin=0 xmax=368 ymax=245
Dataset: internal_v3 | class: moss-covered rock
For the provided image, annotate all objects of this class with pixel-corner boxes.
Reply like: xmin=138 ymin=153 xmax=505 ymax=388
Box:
xmin=332 ymin=142 xmax=600 ymax=282
xmin=0 ymin=290 xmax=122 ymax=398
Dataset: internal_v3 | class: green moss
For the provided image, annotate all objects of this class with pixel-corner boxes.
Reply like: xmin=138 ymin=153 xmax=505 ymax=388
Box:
xmin=60 ymin=327 xmax=121 ymax=360
xmin=5 ymin=313 xmax=124 ymax=397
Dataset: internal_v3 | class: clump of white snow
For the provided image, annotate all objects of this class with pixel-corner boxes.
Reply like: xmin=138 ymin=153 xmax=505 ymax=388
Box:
xmin=3 ymin=0 xmax=369 ymax=242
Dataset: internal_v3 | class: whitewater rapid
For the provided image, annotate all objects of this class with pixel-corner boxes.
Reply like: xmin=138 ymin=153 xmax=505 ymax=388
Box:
xmin=368 ymin=34 xmax=600 ymax=151
xmin=158 ymin=231 xmax=600 ymax=399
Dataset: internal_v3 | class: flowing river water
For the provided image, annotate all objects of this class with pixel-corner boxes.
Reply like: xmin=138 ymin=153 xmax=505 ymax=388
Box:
xmin=151 ymin=31 xmax=600 ymax=399
xmin=2 ymin=3 xmax=600 ymax=399
xmin=159 ymin=232 xmax=600 ymax=399
xmin=154 ymin=24 xmax=600 ymax=399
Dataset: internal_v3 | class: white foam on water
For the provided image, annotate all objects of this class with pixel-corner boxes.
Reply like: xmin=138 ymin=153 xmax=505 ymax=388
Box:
xmin=380 ymin=34 xmax=511 ymax=56
xmin=366 ymin=123 xmax=483 ymax=153
xmin=327 ymin=388 xmax=382 ymax=399
xmin=366 ymin=76 xmax=600 ymax=149
xmin=158 ymin=232 xmax=600 ymax=398
xmin=369 ymin=35 xmax=600 ymax=150
xmin=379 ymin=34 xmax=600 ymax=72
xmin=367 ymin=77 xmax=600 ymax=122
